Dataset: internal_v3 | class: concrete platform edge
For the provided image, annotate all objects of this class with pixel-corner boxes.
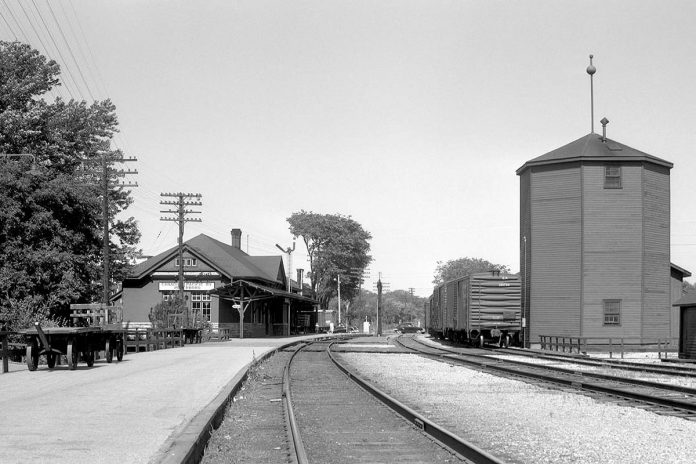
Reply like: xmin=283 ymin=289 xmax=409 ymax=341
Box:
xmin=149 ymin=341 xmax=300 ymax=464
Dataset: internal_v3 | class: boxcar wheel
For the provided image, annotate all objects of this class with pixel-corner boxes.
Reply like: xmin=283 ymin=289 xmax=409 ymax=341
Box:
xmin=105 ymin=339 xmax=113 ymax=363
xmin=67 ymin=339 xmax=78 ymax=370
xmin=479 ymin=335 xmax=485 ymax=348
xmin=25 ymin=342 xmax=39 ymax=371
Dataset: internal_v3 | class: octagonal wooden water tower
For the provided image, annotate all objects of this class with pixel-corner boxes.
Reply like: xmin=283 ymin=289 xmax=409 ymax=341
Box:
xmin=517 ymin=130 xmax=673 ymax=348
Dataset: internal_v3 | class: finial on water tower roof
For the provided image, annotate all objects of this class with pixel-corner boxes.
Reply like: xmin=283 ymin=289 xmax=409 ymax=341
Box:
xmin=587 ymin=54 xmax=596 ymax=134
xmin=586 ymin=54 xmax=596 ymax=75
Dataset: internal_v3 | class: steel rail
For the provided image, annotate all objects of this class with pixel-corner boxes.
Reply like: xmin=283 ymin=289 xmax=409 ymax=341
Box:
xmin=498 ymin=346 xmax=696 ymax=377
xmin=397 ymin=337 xmax=696 ymax=416
xmin=326 ymin=342 xmax=508 ymax=464
xmin=416 ymin=336 xmax=696 ymax=378
xmin=282 ymin=343 xmax=309 ymax=464
xmin=412 ymin=337 xmax=696 ymax=396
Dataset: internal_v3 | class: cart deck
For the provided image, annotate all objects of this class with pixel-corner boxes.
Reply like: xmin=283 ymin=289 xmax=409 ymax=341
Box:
xmin=18 ymin=325 xmax=124 ymax=371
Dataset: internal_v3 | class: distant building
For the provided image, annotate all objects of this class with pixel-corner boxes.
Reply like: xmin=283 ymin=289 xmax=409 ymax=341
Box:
xmin=518 ymin=131 xmax=676 ymax=347
xmin=114 ymin=229 xmax=317 ymax=337
xmin=673 ymin=290 xmax=696 ymax=359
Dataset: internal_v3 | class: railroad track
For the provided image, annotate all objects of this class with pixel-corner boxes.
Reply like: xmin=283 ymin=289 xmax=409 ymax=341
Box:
xmin=283 ymin=340 xmax=506 ymax=464
xmin=417 ymin=336 xmax=696 ymax=380
xmin=496 ymin=346 xmax=696 ymax=378
xmin=397 ymin=335 xmax=696 ymax=420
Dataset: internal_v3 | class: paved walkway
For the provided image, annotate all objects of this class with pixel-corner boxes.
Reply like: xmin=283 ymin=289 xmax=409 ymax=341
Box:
xmin=0 ymin=336 xmax=320 ymax=464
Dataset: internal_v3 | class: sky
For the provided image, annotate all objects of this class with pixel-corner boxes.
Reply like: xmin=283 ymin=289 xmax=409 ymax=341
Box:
xmin=2 ymin=0 xmax=696 ymax=296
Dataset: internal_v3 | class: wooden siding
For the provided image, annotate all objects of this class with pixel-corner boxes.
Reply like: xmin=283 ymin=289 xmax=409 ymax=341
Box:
xmin=529 ymin=163 xmax=582 ymax=341
xmin=445 ymin=280 xmax=457 ymax=330
xmin=122 ymin=278 xmax=162 ymax=323
xmin=158 ymin=253 xmax=218 ymax=273
xmin=520 ymin=171 xmax=531 ymax=345
xmin=641 ymin=163 xmax=671 ymax=338
xmin=122 ymin=278 xmax=223 ymax=324
xmin=582 ymin=162 xmax=643 ymax=338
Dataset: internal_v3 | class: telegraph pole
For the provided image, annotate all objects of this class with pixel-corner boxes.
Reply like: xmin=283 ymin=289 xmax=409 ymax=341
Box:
xmin=276 ymin=241 xmax=295 ymax=336
xmin=160 ymin=192 xmax=202 ymax=326
xmin=81 ymin=150 xmax=137 ymax=305
xmin=377 ymin=274 xmax=383 ymax=336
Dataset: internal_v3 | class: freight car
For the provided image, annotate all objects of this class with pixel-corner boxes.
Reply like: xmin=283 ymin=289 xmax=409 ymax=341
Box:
xmin=427 ymin=270 xmax=521 ymax=347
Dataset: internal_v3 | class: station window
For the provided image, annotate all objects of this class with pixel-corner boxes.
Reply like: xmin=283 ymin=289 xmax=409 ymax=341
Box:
xmin=162 ymin=292 xmax=175 ymax=301
xmin=604 ymin=165 xmax=622 ymax=189
xmin=175 ymin=258 xmax=198 ymax=267
xmin=603 ymin=299 xmax=621 ymax=326
xmin=191 ymin=292 xmax=211 ymax=321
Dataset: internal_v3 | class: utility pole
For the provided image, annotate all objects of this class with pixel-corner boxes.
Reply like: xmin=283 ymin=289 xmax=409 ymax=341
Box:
xmin=276 ymin=241 xmax=295 ymax=336
xmin=160 ymin=192 xmax=202 ymax=326
xmin=377 ymin=273 xmax=383 ymax=336
xmin=337 ymin=273 xmax=341 ymax=325
xmin=81 ymin=150 xmax=137 ymax=305
xmin=275 ymin=241 xmax=295 ymax=292
xmin=408 ymin=287 xmax=415 ymax=323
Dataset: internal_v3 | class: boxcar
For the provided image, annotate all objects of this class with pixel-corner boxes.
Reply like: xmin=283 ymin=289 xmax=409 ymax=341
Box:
xmin=427 ymin=271 xmax=521 ymax=346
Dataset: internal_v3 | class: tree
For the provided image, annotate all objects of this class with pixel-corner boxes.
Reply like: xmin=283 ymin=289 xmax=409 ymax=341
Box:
xmin=0 ymin=41 xmax=140 ymax=329
xmin=287 ymin=211 xmax=372 ymax=308
xmin=432 ymin=257 xmax=511 ymax=286
xmin=148 ymin=296 xmax=186 ymax=329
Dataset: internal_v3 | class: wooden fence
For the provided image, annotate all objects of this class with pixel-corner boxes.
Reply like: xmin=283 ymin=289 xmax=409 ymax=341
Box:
xmin=125 ymin=328 xmax=184 ymax=353
xmin=538 ymin=335 xmax=679 ymax=359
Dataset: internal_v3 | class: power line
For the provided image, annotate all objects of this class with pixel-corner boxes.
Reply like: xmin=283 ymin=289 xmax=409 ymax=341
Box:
xmin=57 ymin=0 xmax=106 ymax=97
xmin=0 ymin=3 xmax=18 ymax=39
xmin=65 ymin=0 xmax=110 ymax=97
xmin=27 ymin=0 xmax=79 ymax=99
xmin=44 ymin=0 xmax=94 ymax=100
xmin=0 ymin=0 xmax=29 ymax=42
xmin=10 ymin=0 xmax=71 ymax=101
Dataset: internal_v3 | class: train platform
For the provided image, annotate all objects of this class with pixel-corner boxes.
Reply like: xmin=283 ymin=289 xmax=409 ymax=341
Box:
xmin=0 ymin=335 xmax=330 ymax=464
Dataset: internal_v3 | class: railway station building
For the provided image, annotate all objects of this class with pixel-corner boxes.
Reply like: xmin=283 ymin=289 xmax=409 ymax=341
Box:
xmin=518 ymin=129 xmax=687 ymax=348
xmin=114 ymin=229 xmax=318 ymax=337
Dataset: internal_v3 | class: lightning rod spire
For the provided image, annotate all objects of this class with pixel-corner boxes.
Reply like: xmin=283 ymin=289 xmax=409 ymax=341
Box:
xmin=587 ymin=54 xmax=597 ymax=134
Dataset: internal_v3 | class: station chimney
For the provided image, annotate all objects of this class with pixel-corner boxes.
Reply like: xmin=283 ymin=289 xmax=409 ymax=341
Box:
xmin=231 ymin=229 xmax=242 ymax=249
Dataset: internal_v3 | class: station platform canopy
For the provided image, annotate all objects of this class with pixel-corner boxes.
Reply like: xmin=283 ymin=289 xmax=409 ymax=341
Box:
xmin=209 ymin=279 xmax=317 ymax=306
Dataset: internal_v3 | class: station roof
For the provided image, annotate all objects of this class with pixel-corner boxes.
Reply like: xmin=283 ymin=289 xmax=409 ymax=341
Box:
xmin=516 ymin=133 xmax=673 ymax=175
xmin=126 ymin=233 xmax=286 ymax=287
xmin=672 ymin=263 xmax=692 ymax=279
xmin=674 ymin=290 xmax=696 ymax=307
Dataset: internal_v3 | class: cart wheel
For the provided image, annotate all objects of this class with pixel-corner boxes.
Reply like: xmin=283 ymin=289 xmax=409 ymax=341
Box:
xmin=105 ymin=339 xmax=113 ymax=363
xmin=116 ymin=340 xmax=124 ymax=361
xmin=67 ymin=339 xmax=78 ymax=370
xmin=85 ymin=350 xmax=95 ymax=367
xmin=47 ymin=352 xmax=57 ymax=369
xmin=26 ymin=341 xmax=39 ymax=371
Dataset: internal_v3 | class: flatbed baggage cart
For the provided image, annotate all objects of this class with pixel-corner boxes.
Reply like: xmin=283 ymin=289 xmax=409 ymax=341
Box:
xmin=18 ymin=324 xmax=103 ymax=371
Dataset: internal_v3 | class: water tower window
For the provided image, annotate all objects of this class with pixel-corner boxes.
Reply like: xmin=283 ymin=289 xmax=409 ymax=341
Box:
xmin=603 ymin=299 xmax=621 ymax=325
xmin=604 ymin=165 xmax=622 ymax=189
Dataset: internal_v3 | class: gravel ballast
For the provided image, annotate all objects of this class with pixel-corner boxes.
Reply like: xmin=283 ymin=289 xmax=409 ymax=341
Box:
xmin=339 ymin=352 xmax=696 ymax=464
